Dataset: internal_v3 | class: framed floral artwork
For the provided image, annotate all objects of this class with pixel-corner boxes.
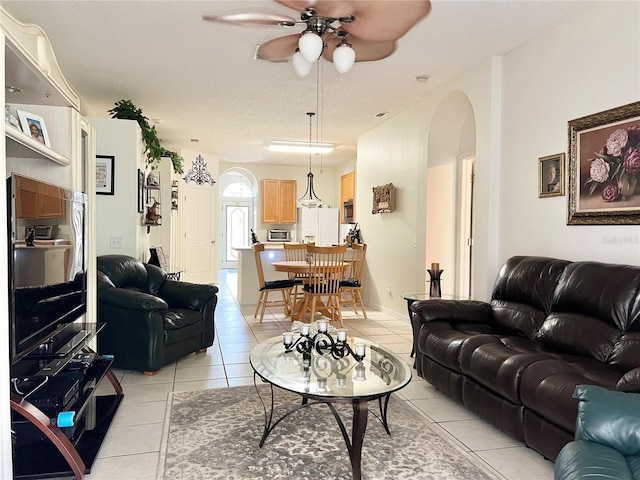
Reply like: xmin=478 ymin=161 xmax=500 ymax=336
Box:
xmin=567 ymin=101 xmax=640 ymax=224
xmin=539 ymin=153 xmax=565 ymax=198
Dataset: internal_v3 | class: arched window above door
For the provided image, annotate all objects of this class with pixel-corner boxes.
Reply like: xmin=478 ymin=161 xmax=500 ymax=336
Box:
xmin=222 ymin=182 xmax=252 ymax=198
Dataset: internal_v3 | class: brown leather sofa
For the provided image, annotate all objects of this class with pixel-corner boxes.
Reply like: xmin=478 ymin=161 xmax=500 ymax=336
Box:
xmin=411 ymin=256 xmax=640 ymax=461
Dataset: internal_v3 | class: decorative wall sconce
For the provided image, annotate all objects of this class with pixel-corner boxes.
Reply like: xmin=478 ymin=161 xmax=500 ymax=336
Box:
xmin=372 ymin=183 xmax=396 ymax=214
xmin=183 ymin=154 xmax=216 ymax=186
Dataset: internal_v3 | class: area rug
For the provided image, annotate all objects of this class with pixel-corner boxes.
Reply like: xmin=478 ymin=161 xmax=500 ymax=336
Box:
xmin=157 ymin=385 xmax=500 ymax=480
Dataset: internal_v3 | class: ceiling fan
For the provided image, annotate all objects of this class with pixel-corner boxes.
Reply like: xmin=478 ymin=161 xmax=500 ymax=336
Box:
xmin=202 ymin=0 xmax=431 ymax=76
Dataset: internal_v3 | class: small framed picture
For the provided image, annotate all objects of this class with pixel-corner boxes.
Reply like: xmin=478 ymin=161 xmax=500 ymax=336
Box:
xmin=149 ymin=245 xmax=167 ymax=269
xmin=539 ymin=153 xmax=565 ymax=198
xmin=96 ymin=155 xmax=115 ymax=195
xmin=16 ymin=110 xmax=50 ymax=147
xmin=137 ymin=169 xmax=144 ymax=213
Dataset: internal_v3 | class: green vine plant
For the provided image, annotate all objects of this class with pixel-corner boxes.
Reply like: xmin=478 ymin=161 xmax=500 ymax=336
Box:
xmin=108 ymin=100 xmax=184 ymax=174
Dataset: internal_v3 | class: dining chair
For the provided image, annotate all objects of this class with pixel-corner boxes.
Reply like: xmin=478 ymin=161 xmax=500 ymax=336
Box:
xmin=253 ymin=243 xmax=295 ymax=322
xmin=302 ymin=244 xmax=348 ymax=327
xmin=283 ymin=243 xmax=309 ymax=306
xmin=340 ymin=243 xmax=368 ymax=319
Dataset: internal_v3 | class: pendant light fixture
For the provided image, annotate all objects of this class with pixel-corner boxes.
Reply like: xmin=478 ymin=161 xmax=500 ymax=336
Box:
xmin=297 ymin=112 xmax=323 ymax=208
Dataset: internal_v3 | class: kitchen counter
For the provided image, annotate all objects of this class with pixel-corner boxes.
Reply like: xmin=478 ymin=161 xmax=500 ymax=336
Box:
xmin=232 ymin=246 xmax=288 ymax=305
xmin=233 ymin=242 xmax=291 ymax=250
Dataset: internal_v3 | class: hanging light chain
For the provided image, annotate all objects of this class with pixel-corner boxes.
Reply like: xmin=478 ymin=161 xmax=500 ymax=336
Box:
xmin=319 ymin=59 xmax=324 ymax=173
xmin=307 ymin=111 xmax=315 ymax=172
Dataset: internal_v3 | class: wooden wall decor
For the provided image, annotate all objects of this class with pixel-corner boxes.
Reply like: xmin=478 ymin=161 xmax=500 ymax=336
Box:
xmin=372 ymin=183 xmax=396 ymax=214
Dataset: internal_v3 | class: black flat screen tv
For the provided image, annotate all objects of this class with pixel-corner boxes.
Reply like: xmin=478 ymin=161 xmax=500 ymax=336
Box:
xmin=7 ymin=173 xmax=88 ymax=366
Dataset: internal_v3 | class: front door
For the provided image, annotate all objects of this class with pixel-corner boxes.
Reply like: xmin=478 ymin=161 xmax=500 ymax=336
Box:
xmin=221 ymin=201 xmax=251 ymax=268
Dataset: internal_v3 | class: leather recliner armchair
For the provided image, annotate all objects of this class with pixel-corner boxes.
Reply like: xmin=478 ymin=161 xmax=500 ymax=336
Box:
xmin=96 ymin=255 xmax=218 ymax=375
xmin=555 ymin=385 xmax=640 ymax=479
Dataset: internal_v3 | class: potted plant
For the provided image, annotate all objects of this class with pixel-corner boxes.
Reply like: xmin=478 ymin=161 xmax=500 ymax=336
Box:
xmin=108 ymin=100 xmax=184 ymax=174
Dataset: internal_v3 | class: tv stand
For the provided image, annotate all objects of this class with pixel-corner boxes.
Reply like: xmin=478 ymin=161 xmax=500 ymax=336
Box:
xmin=10 ymin=323 xmax=123 ymax=480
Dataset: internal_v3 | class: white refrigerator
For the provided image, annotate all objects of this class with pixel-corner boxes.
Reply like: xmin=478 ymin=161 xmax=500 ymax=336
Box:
xmin=296 ymin=208 xmax=340 ymax=246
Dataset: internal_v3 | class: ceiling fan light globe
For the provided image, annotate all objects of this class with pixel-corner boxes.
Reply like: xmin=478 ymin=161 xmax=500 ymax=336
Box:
xmin=333 ymin=44 xmax=356 ymax=73
xmin=298 ymin=32 xmax=323 ymax=63
xmin=292 ymin=51 xmax=313 ymax=77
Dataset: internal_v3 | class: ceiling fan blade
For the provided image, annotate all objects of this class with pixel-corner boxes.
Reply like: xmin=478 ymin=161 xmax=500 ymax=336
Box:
xmin=276 ymin=0 xmax=431 ymax=42
xmin=202 ymin=13 xmax=297 ymax=27
xmin=323 ymin=36 xmax=396 ymax=63
xmin=256 ymin=34 xmax=300 ymax=62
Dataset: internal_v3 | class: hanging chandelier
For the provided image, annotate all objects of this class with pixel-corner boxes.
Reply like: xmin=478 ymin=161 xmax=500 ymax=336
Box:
xmin=297 ymin=112 xmax=323 ymax=208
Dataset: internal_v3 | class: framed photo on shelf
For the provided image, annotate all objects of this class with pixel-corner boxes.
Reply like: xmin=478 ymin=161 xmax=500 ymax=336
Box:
xmin=538 ymin=153 xmax=565 ymax=198
xmin=149 ymin=245 xmax=167 ymax=269
xmin=96 ymin=155 xmax=115 ymax=195
xmin=567 ymin=101 xmax=640 ymax=225
xmin=16 ymin=110 xmax=50 ymax=147
xmin=137 ymin=169 xmax=144 ymax=213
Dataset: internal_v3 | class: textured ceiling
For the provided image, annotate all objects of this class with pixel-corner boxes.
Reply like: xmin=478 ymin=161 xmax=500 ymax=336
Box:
xmin=3 ymin=1 xmax=593 ymax=167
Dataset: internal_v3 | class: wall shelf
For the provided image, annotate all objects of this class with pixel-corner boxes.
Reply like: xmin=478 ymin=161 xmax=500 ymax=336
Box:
xmin=5 ymin=124 xmax=71 ymax=166
xmin=143 ymin=172 xmax=162 ymax=233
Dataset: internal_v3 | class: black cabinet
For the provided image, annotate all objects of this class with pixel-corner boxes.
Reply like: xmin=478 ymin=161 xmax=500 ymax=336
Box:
xmin=10 ymin=323 xmax=123 ymax=479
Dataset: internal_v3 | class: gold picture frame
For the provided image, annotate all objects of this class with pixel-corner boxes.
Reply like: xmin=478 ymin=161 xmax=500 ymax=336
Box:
xmin=539 ymin=153 xmax=565 ymax=198
xmin=567 ymin=101 xmax=640 ymax=225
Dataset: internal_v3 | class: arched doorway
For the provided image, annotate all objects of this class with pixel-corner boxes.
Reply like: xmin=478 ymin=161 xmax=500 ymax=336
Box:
xmin=426 ymin=92 xmax=476 ymax=297
xmin=218 ymin=168 xmax=258 ymax=269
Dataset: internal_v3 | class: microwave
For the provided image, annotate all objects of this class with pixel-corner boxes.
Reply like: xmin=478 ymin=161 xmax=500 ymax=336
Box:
xmin=267 ymin=229 xmax=292 ymax=242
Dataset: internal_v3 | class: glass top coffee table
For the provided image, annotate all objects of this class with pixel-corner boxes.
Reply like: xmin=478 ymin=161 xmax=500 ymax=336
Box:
xmin=250 ymin=334 xmax=412 ymax=480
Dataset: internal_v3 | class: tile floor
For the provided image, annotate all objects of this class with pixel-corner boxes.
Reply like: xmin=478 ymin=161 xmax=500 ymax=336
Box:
xmin=85 ymin=270 xmax=555 ymax=480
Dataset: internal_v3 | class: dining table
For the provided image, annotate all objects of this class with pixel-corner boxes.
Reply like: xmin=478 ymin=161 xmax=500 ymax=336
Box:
xmin=272 ymin=260 xmax=350 ymax=321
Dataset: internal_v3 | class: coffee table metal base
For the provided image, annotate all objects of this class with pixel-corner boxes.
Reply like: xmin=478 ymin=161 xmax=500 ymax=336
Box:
xmin=253 ymin=375 xmax=393 ymax=480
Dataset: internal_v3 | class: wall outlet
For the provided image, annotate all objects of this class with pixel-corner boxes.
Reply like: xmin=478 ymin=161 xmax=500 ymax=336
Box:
xmin=386 ymin=284 xmax=392 ymax=295
xmin=110 ymin=236 xmax=123 ymax=249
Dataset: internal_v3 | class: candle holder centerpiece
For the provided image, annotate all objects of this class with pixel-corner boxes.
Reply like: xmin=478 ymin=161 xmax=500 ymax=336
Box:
xmin=427 ymin=262 xmax=443 ymax=298
xmin=282 ymin=320 xmax=366 ymax=366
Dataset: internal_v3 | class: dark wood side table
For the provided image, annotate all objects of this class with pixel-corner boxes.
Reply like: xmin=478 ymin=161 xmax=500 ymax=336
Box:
xmin=164 ymin=266 xmax=184 ymax=281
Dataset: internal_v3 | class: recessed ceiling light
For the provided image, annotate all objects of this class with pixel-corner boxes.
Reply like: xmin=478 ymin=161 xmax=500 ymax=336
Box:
xmin=415 ymin=75 xmax=430 ymax=83
xmin=268 ymin=141 xmax=334 ymax=154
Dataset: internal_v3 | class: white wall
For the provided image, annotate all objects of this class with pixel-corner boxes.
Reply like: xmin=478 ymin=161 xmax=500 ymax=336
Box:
xmin=357 ymin=1 xmax=640 ymax=315
xmin=89 ymin=117 xmax=148 ymax=259
xmin=357 ymin=108 xmax=426 ymax=314
xmin=499 ymin=2 xmax=640 ymax=265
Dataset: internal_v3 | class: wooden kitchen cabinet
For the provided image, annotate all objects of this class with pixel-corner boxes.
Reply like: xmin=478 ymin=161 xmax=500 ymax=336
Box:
xmin=261 ymin=179 xmax=297 ymax=224
xmin=340 ymin=172 xmax=355 ymax=224
xmin=15 ymin=175 xmax=64 ymax=219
